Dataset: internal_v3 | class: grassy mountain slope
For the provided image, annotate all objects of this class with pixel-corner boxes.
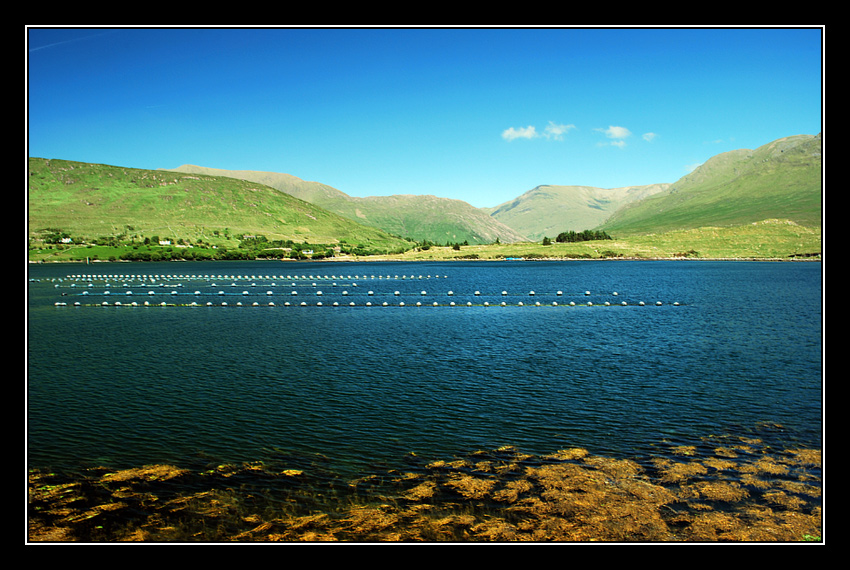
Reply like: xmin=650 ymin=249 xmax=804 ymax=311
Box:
xmin=485 ymin=183 xmax=670 ymax=240
xmin=28 ymin=158 xmax=410 ymax=250
xmin=167 ymin=165 xmax=529 ymax=245
xmin=599 ymin=134 xmax=822 ymax=236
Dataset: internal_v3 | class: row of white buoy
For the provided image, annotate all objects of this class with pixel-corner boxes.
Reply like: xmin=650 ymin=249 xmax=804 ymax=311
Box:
xmin=61 ymin=273 xmax=447 ymax=282
xmin=67 ymin=289 xmax=636 ymax=299
xmin=58 ymin=299 xmax=678 ymax=307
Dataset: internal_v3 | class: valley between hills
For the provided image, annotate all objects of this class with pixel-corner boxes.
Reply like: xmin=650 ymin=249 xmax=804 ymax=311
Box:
xmin=28 ymin=133 xmax=822 ymax=263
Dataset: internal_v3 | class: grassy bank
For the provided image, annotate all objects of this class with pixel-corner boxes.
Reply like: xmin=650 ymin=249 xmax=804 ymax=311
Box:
xmin=363 ymin=219 xmax=822 ymax=262
xmin=28 ymin=219 xmax=821 ymax=264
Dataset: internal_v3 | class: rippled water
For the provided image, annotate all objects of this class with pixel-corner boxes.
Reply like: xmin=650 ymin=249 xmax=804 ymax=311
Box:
xmin=27 ymin=260 xmax=822 ymax=478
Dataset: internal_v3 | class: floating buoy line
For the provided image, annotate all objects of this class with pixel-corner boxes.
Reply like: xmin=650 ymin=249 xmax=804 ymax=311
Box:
xmin=43 ymin=273 xmax=683 ymax=309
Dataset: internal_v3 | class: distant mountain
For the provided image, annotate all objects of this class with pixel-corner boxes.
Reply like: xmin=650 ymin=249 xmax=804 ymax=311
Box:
xmin=28 ymin=158 xmax=410 ymax=250
xmin=599 ymin=134 xmax=822 ymax=236
xmin=484 ymin=184 xmax=670 ymax=241
xmin=167 ymin=165 xmax=529 ymax=244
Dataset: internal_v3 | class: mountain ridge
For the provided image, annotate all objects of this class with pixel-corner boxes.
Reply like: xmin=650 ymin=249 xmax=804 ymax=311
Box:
xmin=599 ymin=133 xmax=822 ymax=236
xmin=484 ymin=183 xmax=670 ymax=240
xmin=167 ymin=165 xmax=528 ymax=245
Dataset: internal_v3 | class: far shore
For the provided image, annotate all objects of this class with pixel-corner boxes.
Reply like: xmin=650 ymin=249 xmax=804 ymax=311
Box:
xmin=27 ymin=253 xmax=822 ymax=264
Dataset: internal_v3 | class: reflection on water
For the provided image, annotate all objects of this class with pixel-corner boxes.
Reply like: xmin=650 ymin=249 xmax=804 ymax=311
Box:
xmin=27 ymin=260 xmax=823 ymax=541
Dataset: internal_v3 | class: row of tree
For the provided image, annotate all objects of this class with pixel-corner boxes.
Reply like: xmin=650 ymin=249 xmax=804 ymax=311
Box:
xmin=553 ymin=230 xmax=613 ymax=243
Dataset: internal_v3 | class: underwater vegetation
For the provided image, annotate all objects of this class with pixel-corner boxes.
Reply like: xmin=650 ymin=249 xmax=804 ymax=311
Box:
xmin=28 ymin=431 xmax=821 ymax=543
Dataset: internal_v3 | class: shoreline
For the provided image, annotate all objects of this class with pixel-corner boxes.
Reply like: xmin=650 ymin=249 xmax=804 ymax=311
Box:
xmin=27 ymin=254 xmax=823 ymax=264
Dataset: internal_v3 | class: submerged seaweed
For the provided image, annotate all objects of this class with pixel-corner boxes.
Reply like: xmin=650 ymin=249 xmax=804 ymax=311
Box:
xmin=28 ymin=433 xmax=822 ymax=543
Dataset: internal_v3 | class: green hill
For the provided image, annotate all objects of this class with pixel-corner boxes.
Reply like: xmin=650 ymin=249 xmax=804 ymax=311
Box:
xmin=598 ymin=134 xmax=822 ymax=236
xmin=27 ymin=158 xmax=410 ymax=251
xmin=485 ymin=183 xmax=670 ymax=240
xmin=167 ymin=165 xmax=529 ymax=245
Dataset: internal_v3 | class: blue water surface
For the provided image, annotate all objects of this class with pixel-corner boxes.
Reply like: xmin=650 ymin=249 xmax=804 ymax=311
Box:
xmin=27 ymin=260 xmax=823 ymax=476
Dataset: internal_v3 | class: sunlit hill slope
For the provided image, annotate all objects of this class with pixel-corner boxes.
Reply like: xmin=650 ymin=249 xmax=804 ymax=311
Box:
xmin=598 ymin=134 xmax=822 ymax=236
xmin=27 ymin=158 xmax=410 ymax=251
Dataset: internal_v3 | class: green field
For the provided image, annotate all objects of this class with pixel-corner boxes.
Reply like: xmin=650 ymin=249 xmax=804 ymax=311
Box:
xmin=360 ymin=219 xmax=821 ymax=262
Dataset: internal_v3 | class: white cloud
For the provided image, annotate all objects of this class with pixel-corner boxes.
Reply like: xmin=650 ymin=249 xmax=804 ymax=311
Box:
xmin=597 ymin=125 xmax=632 ymax=140
xmin=594 ymin=125 xmax=632 ymax=148
xmin=642 ymin=132 xmax=657 ymax=142
xmin=502 ymin=125 xmax=538 ymax=141
xmin=502 ymin=121 xmax=576 ymax=142
xmin=543 ymin=121 xmax=576 ymax=140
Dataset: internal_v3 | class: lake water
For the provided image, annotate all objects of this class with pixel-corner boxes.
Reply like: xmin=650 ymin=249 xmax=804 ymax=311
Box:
xmin=27 ymin=259 xmax=823 ymax=480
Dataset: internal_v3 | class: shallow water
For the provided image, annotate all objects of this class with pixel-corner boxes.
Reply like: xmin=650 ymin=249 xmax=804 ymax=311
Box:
xmin=27 ymin=260 xmax=823 ymax=479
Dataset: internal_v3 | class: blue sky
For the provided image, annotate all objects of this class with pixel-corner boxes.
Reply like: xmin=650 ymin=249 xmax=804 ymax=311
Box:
xmin=27 ymin=26 xmax=823 ymax=208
